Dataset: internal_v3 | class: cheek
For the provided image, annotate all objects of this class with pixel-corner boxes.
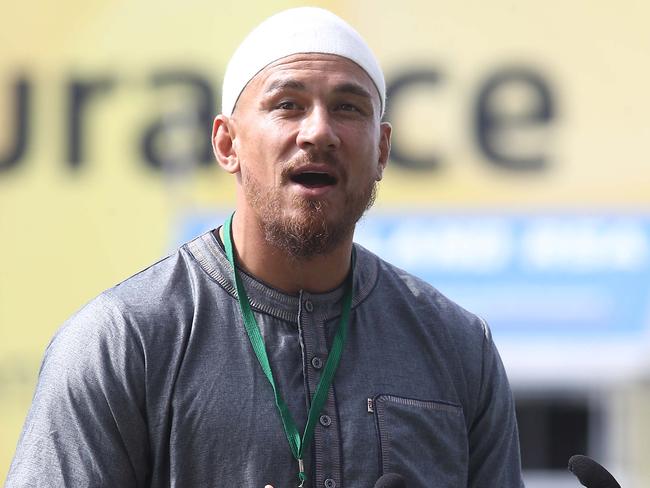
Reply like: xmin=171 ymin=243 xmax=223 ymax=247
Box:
xmin=342 ymin=123 xmax=379 ymax=151
xmin=244 ymin=121 xmax=295 ymax=160
xmin=346 ymin=134 xmax=381 ymax=170
xmin=238 ymin=150 xmax=283 ymax=189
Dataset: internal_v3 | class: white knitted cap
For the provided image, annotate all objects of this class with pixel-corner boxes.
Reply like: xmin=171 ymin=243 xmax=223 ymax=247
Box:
xmin=221 ymin=7 xmax=385 ymax=117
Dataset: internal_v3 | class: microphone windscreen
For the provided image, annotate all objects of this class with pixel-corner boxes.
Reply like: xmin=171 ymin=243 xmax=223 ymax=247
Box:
xmin=568 ymin=455 xmax=621 ymax=488
xmin=373 ymin=472 xmax=407 ymax=488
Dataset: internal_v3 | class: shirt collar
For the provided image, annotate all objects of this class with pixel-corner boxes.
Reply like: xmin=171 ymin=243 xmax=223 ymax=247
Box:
xmin=186 ymin=229 xmax=378 ymax=323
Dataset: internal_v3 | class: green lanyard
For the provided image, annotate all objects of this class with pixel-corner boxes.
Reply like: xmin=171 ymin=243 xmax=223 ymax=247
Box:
xmin=222 ymin=213 xmax=354 ymax=487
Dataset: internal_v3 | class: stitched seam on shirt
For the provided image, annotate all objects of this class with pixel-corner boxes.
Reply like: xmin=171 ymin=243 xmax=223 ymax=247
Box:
xmin=188 ymin=235 xmax=299 ymax=323
xmin=202 ymin=233 xmax=299 ymax=322
xmin=377 ymin=394 xmax=463 ymax=415
xmin=475 ymin=319 xmax=489 ymax=429
xmin=375 ymin=398 xmax=391 ymax=474
xmin=95 ymin=292 xmax=150 ymax=483
xmin=350 ymin=244 xmax=379 ymax=311
xmin=330 ymin=383 xmax=343 ymax=488
xmin=477 ymin=316 xmax=490 ymax=341
xmin=186 ymin=237 xmax=236 ymax=296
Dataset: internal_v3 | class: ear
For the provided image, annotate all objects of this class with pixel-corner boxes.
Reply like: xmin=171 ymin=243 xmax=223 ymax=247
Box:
xmin=376 ymin=121 xmax=392 ymax=181
xmin=212 ymin=115 xmax=240 ymax=174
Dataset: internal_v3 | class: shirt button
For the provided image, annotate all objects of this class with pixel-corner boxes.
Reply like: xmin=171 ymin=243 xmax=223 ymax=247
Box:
xmin=324 ymin=479 xmax=336 ymax=488
xmin=304 ymin=299 xmax=314 ymax=312
xmin=311 ymin=356 xmax=323 ymax=369
xmin=319 ymin=414 xmax=332 ymax=427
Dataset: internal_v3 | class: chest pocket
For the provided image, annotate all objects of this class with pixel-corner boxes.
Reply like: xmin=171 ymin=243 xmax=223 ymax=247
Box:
xmin=374 ymin=394 xmax=468 ymax=488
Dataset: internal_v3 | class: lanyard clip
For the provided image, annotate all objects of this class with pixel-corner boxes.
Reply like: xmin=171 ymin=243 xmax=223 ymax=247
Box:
xmin=298 ymin=459 xmax=306 ymax=487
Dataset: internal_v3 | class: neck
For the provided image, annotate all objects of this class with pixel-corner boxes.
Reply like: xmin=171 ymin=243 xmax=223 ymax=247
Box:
xmin=222 ymin=211 xmax=353 ymax=294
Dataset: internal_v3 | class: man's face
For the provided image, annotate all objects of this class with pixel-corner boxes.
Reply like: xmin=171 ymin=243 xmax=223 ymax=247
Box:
xmin=216 ymin=53 xmax=391 ymax=258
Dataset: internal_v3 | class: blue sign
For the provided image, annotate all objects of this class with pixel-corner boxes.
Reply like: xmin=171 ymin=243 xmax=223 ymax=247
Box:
xmin=175 ymin=211 xmax=650 ymax=340
xmin=356 ymin=213 xmax=650 ymax=339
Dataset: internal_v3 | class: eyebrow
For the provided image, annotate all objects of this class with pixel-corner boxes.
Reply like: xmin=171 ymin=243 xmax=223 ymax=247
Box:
xmin=332 ymin=82 xmax=373 ymax=101
xmin=263 ymin=79 xmax=373 ymax=101
xmin=264 ymin=79 xmax=307 ymax=94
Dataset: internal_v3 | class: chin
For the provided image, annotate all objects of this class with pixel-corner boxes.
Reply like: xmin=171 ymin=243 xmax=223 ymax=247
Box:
xmin=261 ymin=205 xmax=350 ymax=259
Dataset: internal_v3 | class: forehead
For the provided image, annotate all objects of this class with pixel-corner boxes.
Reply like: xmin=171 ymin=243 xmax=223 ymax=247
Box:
xmin=239 ymin=53 xmax=380 ymax=107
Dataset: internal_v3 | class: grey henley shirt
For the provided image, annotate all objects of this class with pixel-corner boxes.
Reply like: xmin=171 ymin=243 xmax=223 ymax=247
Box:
xmin=7 ymin=230 xmax=524 ymax=487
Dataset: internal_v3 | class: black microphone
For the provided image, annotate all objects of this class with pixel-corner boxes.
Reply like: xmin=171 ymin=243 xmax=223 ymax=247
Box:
xmin=568 ymin=455 xmax=621 ymax=488
xmin=373 ymin=473 xmax=407 ymax=488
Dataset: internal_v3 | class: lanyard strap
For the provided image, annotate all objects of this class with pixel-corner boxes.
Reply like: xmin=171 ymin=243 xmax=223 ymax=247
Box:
xmin=222 ymin=213 xmax=354 ymax=486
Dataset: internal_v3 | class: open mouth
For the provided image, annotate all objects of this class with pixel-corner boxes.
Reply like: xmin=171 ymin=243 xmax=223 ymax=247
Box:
xmin=290 ymin=171 xmax=338 ymax=188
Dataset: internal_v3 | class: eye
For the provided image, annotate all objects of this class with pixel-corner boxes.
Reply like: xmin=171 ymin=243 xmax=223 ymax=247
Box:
xmin=275 ymin=100 xmax=301 ymax=111
xmin=337 ymin=103 xmax=360 ymax=112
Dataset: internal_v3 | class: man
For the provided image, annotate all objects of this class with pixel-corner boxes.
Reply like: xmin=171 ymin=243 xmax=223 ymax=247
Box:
xmin=7 ymin=7 xmax=524 ymax=488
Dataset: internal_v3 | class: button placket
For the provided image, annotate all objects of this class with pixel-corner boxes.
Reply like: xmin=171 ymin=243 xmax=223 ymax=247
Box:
xmin=313 ymin=313 xmax=343 ymax=488
xmin=300 ymin=295 xmax=326 ymax=486
xmin=300 ymin=296 xmax=343 ymax=488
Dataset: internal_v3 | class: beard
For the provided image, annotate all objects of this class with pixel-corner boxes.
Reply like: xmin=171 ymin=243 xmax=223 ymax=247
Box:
xmin=242 ymin=153 xmax=378 ymax=259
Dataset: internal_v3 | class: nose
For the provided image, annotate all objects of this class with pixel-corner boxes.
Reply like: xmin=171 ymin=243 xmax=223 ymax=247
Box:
xmin=296 ymin=106 xmax=341 ymax=151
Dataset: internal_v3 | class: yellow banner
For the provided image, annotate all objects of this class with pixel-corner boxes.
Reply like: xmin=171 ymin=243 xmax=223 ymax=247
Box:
xmin=1 ymin=0 xmax=649 ymax=479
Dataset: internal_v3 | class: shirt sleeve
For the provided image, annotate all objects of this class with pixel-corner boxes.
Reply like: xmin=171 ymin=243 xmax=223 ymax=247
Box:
xmin=467 ymin=320 xmax=525 ymax=488
xmin=6 ymin=293 xmax=150 ymax=488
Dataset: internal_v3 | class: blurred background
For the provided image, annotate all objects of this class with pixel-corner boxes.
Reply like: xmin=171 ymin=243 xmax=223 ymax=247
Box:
xmin=1 ymin=0 xmax=649 ymax=485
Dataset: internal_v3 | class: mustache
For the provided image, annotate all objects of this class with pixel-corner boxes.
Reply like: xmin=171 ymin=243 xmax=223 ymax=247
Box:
xmin=280 ymin=151 xmax=342 ymax=181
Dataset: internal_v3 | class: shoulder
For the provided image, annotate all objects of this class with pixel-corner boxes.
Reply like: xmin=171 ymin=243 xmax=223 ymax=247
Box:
xmin=354 ymin=242 xmax=488 ymax=344
xmin=352 ymin=243 xmax=502 ymax=424
xmin=106 ymin=240 xmax=201 ymax=313
xmin=47 ymin=235 xmax=213 ymax=365
xmin=43 ymin=287 xmax=144 ymax=389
